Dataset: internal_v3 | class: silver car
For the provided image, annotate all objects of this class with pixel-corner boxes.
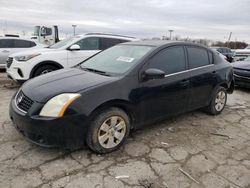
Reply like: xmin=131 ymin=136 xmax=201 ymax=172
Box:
xmin=0 ymin=37 xmax=44 ymax=69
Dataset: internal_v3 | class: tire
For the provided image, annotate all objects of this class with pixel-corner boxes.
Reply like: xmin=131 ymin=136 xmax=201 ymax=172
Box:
xmin=33 ymin=65 xmax=59 ymax=78
xmin=206 ymin=86 xmax=227 ymax=115
xmin=86 ymin=107 xmax=130 ymax=154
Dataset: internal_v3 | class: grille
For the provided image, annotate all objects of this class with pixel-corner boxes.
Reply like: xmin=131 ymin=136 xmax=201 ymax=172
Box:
xmin=15 ymin=90 xmax=34 ymax=113
xmin=6 ymin=57 xmax=13 ymax=68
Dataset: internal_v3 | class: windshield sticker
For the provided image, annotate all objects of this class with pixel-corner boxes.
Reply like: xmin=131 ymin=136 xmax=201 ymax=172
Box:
xmin=117 ymin=56 xmax=134 ymax=63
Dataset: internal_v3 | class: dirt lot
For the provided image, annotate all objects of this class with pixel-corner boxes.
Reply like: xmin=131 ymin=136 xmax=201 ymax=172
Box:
xmin=0 ymin=71 xmax=250 ymax=188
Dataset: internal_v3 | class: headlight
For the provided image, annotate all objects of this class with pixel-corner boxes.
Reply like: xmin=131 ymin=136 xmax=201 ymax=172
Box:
xmin=39 ymin=93 xmax=81 ymax=117
xmin=14 ymin=53 xmax=40 ymax=62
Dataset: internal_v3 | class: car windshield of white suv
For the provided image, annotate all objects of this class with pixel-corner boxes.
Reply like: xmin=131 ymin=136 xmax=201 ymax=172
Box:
xmin=81 ymin=45 xmax=153 ymax=75
xmin=49 ymin=37 xmax=76 ymax=49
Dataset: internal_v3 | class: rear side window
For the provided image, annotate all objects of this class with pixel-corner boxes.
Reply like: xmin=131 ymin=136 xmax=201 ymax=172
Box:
xmin=187 ymin=47 xmax=210 ymax=69
xmin=14 ymin=40 xmax=35 ymax=48
xmin=148 ymin=46 xmax=186 ymax=74
xmin=0 ymin=39 xmax=14 ymax=48
xmin=30 ymin=41 xmax=36 ymax=47
xmin=100 ymin=38 xmax=123 ymax=50
xmin=75 ymin=37 xmax=100 ymax=50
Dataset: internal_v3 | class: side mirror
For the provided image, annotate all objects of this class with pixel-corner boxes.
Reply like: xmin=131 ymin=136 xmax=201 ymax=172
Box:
xmin=41 ymin=27 xmax=47 ymax=36
xmin=143 ymin=68 xmax=165 ymax=80
xmin=68 ymin=44 xmax=81 ymax=51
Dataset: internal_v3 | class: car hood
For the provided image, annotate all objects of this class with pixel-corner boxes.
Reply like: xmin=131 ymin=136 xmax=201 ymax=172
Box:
xmin=10 ymin=48 xmax=60 ymax=57
xmin=21 ymin=68 xmax=118 ymax=103
xmin=232 ymin=61 xmax=250 ymax=70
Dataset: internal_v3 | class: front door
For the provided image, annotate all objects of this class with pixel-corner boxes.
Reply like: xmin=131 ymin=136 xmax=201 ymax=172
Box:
xmin=67 ymin=37 xmax=101 ymax=67
xmin=136 ymin=45 xmax=191 ymax=124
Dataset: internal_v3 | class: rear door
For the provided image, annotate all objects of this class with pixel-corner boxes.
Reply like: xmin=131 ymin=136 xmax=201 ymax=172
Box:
xmin=186 ymin=46 xmax=216 ymax=110
xmin=137 ymin=45 xmax=191 ymax=123
xmin=67 ymin=37 xmax=101 ymax=67
xmin=0 ymin=39 xmax=14 ymax=65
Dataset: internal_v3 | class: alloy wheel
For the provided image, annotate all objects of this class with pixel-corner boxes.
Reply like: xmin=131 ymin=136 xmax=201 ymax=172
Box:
xmin=98 ymin=116 xmax=126 ymax=149
xmin=215 ymin=91 xmax=226 ymax=112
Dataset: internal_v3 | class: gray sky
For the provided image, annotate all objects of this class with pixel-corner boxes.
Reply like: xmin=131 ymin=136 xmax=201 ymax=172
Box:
xmin=0 ymin=0 xmax=250 ymax=42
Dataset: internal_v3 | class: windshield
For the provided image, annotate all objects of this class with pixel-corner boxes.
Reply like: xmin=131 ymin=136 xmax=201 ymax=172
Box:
xmin=49 ymin=37 xmax=76 ymax=49
xmin=33 ymin=26 xmax=40 ymax=36
xmin=81 ymin=45 xmax=153 ymax=75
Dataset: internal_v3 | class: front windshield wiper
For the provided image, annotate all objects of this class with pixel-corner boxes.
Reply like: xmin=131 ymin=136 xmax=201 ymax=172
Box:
xmin=81 ymin=67 xmax=111 ymax=76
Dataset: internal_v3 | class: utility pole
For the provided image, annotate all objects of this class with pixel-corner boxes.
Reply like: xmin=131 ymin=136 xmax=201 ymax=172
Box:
xmin=227 ymin=32 xmax=232 ymax=47
xmin=72 ymin=25 xmax=77 ymax=36
xmin=168 ymin=30 xmax=174 ymax=40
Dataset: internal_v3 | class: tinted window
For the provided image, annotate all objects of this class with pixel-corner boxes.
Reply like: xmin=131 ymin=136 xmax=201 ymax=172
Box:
xmin=75 ymin=37 xmax=99 ymax=50
xmin=14 ymin=40 xmax=33 ymax=48
xmin=148 ymin=46 xmax=186 ymax=74
xmin=187 ymin=47 xmax=210 ymax=69
xmin=30 ymin=41 xmax=36 ymax=47
xmin=100 ymin=38 xmax=122 ymax=50
xmin=0 ymin=39 xmax=14 ymax=48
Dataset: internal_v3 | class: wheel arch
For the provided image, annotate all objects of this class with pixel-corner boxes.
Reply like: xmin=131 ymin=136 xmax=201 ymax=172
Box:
xmin=88 ymin=99 xmax=136 ymax=129
xmin=30 ymin=61 xmax=64 ymax=78
xmin=217 ymin=80 xmax=234 ymax=94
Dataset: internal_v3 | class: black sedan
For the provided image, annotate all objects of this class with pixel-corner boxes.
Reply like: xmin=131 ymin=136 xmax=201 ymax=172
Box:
xmin=232 ymin=56 xmax=250 ymax=88
xmin=9 ymin=41 xmax=234 ymax=153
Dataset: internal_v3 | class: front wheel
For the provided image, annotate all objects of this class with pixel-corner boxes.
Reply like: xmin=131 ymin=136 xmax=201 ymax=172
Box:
xmin=86 ymin=107 xmax=130 ymax=154
xmin=206 ymin=86 xmax=227 ymax=115
xmin=33 ymin=65 xmax=59 ymax=78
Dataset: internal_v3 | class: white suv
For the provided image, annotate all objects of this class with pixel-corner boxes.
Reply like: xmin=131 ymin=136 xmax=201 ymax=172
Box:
xmin=0 ymin=37 xmax=44 ymax=69
xmin=6 ymin=33 xmax=136 ymax=83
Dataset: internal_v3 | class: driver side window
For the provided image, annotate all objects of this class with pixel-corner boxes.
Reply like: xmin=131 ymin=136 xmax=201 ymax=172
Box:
xmin=75 ymin=37 xmax=100 ymax=50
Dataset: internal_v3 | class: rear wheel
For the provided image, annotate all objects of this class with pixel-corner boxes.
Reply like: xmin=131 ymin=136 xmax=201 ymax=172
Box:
xmin=206 ymin=86 xmax=227 ymax=115
xmin=33 ymin=65 xmax=59 ymax=77
xmin=86 ymin=107 xmax=130 ymax=154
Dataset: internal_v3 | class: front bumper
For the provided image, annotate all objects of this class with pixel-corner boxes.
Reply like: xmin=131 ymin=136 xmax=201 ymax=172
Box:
xmin=234 ymin=74 xmax=250 ymax=88
xmin=6 ymin=58 xmax=31 ymax=82
xmin=9 ymin=95 xmax=89 ymax=149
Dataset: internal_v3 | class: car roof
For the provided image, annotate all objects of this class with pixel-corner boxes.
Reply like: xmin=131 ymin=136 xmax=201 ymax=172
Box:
xmin=0 ymin=36 xmax=36 ymax=42
xmin=211 ymin=46 xmax=230 ymax=50
xmin=120 ymin=40 xmax=208 ymax=48
xmin=76 ymin=33 xmax=137 ymax=41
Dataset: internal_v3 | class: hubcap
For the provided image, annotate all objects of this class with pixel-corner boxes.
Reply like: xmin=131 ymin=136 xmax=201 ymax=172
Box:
xmin=215 ymin=91 xmax=226 ymax=112
xmin=98 ymin=116 xmax=126 ymax=149
xmin=41 ymin=69 xmax=52 ymax=75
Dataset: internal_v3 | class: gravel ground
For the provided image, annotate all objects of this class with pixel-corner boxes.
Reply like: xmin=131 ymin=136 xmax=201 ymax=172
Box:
xmin=0 ymin=71 xmax=250 ymax=188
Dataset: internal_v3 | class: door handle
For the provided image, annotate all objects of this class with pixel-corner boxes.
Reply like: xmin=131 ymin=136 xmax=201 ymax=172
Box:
xmin=2 ymin=50 xmax=9 ymax=53
xmin=212 ymin=70 xmax=216 ymax=74
xmin=180 ymin=79 xmax=190 ymax=86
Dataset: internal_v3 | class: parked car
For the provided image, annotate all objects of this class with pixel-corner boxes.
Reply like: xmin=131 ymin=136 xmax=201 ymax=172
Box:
xmin=9 ymin=41 xmax=234 ymax=153
xmin=234 ymin=45 xmax=250 ymax=61
xmin=211 ymin=47 xmax=234 ymax=62
xmin=0 ymin=37 xmax=44 ymax=69
xmin=232 ymin=56 xmax=250 ymax=88
xmin=211 ymin=49 xmax=227 ymax=61
xmin=6 ymin=33 xmax=136 ymax=83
